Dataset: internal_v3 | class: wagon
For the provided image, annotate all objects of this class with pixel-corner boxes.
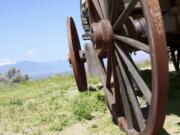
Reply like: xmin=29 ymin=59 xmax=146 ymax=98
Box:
xmin=66 ymin=0 xmax=180 ymax=134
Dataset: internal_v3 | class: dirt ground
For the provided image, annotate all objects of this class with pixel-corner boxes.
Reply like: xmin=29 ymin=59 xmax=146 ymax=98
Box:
xmin=59 ymin=123 xmax=89 ymax=135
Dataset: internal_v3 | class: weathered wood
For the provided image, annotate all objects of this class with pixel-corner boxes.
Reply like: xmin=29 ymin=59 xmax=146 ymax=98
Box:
xmin=91 ymin=0 xmax=104 ymax=19
xmin=106 ymin=52 xmax=112 ymax=88
xmin=115 ymin=51 xmax=146 ymax=131
xmin=114 ymin=61 xmax=134 ymax=130
xmin=115 ymin=43 xmax=151 ymax=104
xmin=114 ymin=34 xmax=150 ymax=53
xmin=113 ymin=0 xmax=139 ymax=30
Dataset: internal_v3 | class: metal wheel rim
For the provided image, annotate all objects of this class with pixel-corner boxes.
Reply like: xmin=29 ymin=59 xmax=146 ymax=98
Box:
xmin=67 ymin=17 xmax=88 ymax=92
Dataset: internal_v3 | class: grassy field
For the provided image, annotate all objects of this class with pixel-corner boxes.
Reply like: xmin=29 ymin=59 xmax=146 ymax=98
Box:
xmin=0 ymin=72 xmax=179 ymax=135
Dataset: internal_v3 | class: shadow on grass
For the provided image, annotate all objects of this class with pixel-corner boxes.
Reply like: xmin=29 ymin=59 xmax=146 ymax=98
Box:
xmin=161 ymin=129 xmax=170 ymax=135
xmin=88 ymin=70 xmax=180 ymax=135
xmin=160 ymin=71 xmax=180 ymax=134
xmin=141 ymin=70 xmax=180 ymax=135
xmin=168 ymin=71 xmax=180 ymax=117
xmin=142 ymin=70 xmax=180 ymax=117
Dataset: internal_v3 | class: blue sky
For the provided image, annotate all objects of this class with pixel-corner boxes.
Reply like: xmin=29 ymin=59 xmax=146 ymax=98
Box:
xmin=0 ymin=0 xmax=148 ymax=65
xmin=0 ymin=0 xmax=84 ymax=63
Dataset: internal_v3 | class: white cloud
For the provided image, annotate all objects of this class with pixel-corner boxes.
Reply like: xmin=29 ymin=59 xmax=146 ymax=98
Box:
xmin=27 ymin=49 xmax=35 ymax=56
xmin=0 ymin=59 xmax=16 ymax=66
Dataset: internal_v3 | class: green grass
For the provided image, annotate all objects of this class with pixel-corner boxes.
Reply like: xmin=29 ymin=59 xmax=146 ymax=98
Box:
xmin=136 ymin=59 xmax=151 ymax=69
xmin=0 ymin=75 xmax=75 ymax=134
xmin=0 ymin=75 xmax=125 ymax=135
xmin=162 ymin=72 xmax=180 ymax=135
xmin=0 ymin=72 xmax=179 ymax=135
xmin=72 ymin=91 xmax=106 ymax=121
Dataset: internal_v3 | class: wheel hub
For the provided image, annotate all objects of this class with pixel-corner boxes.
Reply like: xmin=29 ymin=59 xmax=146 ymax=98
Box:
xmin=126 ymin=17 xmax=147 ymax=38
xmin=92 ymin=19 xmax=113 ymax=49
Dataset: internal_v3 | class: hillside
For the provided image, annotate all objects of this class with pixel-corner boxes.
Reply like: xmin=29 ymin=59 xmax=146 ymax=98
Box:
xmin=0 ymin=60 xmax=71 ymax=79
xmin=0 ymin=73 xmax=179 ymax=135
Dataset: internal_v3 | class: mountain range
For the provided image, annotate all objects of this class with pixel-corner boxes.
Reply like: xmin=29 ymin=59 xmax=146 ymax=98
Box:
xmin=0 ymin=60 xmax=72 ymax=79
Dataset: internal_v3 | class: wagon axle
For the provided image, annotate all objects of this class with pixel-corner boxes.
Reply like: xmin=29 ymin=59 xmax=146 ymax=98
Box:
xmin=126 ymin=17 xmax=147 ymax=37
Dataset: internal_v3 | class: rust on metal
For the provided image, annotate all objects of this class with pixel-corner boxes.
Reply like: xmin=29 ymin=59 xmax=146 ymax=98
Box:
xmin=66 ymin=17 xmax=87 ymax=92
xmin=92 ymin=19 xmax=113 ymax=49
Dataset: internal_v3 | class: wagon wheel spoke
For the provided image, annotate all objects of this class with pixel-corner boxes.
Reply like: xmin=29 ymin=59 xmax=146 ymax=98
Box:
xmin=95 ymin=53 xmax=113 ymax=95
xmin=115 ymin=43 xmax=151 ymax=104
xmin=109 ymin=0 xmax=114 ymax=22
xmin=98 ymin=0 xmax=106 ymax=17
xmin=87 ymin=0 xmax=104 ymax=23
xmin=113 ymin=0 xmax=139 ymax=30
xmin=114 ymin=34 xmax=150 ymax=53
xmin=95 ymin=53 xmax=121 ymax=119
xmin=110 ymin=0 xmax=125 ymax=25
xmin=106 ymin=52 xmax=112 ymax=88
xmin=100 ymin=0 xmax=112 ymax=20
xmin=91 ymin=0 xmax=104 ymax=19
xmin=112 ymin=55 xmax=134 ymax=130
xmin=114 ymin=51 xmax=146 ymax=131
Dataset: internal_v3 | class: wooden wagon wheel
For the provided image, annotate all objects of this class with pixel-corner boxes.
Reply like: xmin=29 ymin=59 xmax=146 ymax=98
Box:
xmin=67 ymin=17 xmax=87 ymax=92
xmin=86 ymin=0 xmax=169 ymax=134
